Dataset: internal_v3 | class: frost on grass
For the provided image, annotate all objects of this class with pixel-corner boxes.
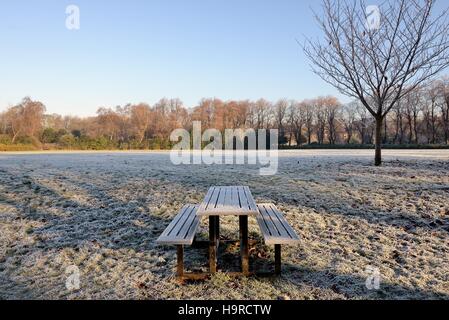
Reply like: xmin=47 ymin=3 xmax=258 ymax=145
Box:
xmin=0 ymin=150 xmax=448 ymax=300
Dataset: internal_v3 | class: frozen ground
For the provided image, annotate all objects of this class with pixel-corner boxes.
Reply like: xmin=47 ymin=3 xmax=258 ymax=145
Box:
xmin=0 ymin=150 xmax=448 ymax=300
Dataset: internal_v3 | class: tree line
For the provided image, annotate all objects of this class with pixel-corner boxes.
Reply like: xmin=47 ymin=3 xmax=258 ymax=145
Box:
xmin=0 ymin=79 xmax=448 ymax=151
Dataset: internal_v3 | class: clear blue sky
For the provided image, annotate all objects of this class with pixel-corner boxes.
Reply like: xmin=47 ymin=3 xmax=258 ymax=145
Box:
xmin=0 ymin=0 xmax=446 ymax=117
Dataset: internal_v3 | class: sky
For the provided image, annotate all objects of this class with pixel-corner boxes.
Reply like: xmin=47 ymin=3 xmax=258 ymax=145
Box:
xmin=0 ymin=0 xmax=446 ymax=117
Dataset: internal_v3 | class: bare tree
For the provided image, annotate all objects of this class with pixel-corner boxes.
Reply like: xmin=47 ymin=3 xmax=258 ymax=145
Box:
xmin=304 ymin=0 xmax=449 ymax=165
xmin=403 ymin=87 xmax=422 ymax=144
xmin=289 ymin=101 xmax=306 ymax=146
xmin=437 ymin=78 xmax=449 ymax=144
xmin=0 ymin=111 xmax=7 ymax=135
xmin=274 ymin=99 xmax=289 ymax=144
xmin=323 ymin=96 xmax=341 ymax=144
xmin=423 ymin=83 xmax=441 ymax=143
xmin=96 ymin=107 xmax=122 ymax=142
xmin=252 ymin=99 xmax=272 ymax=130
xmin=354 ymin=102 xmax=374 ymax=144
xmin=340 ymin=103 xmax=357 ymax=144
xmin=130 ymin=103 xmax=153 ymax=144
xmin=315 ymin=99 xmax=327 ymax=144
xmin=392 ymin=100 xmax=406 ymax=144
xmin=303 ymin=101 xmax=315 ymax=144
xmin=4 ymin=97 xmax=46 ymax=143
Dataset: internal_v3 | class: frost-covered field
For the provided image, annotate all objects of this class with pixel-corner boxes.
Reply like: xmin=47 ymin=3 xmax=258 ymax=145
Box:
xmin=0 ymin=150 xmax=448 ymax=300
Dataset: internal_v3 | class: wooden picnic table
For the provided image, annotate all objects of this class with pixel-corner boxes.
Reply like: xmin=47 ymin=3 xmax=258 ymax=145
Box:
xmin=197 ymin=186 xmax=258 ymax=275
xmin=156 ymin=185 xmax=300 ymax=280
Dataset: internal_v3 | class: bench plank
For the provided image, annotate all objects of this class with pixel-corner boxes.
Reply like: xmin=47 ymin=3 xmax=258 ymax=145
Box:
xmin=237 ymin=186 xmax=249 ymax=210
xmin=266 ymin=205 xmax=291 ymax=239
xmin=231 ymin=186 xmax=240 ymax=208
xmin=256 ymin=204 xmax=300 ymax=245
xmin=244 ymin=186 xmax=258 ymax=212
xmin=199 ymin=187 xmax=214 ymax=212
xmin=156 ymin=205 xmax=200 ymax=245
xmin=207 ymin=187 xmax=220 ymax=210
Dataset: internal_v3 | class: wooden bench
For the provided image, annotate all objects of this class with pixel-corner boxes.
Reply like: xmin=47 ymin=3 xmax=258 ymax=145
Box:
xmin=256 ymin=204 xmax=300 ymax=274
xmin=156 ymin=205 xmax=200 ymax=278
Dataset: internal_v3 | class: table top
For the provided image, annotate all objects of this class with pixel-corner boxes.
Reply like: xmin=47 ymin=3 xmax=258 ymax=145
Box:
xmin=197 ymin=186 xmax=259 ymax=217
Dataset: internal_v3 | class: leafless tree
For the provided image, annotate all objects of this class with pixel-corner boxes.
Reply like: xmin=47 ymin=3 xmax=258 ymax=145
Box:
xmin=436 ymin=78 xmax=449 ymax=143
xmin=392 ymin=100 xmax=406 ymax=144
xmin=423 ymin=83 xmax=441 ymax=143
xmin=340 ymin=103 xmax=357 ymax=144
xmin=0 ymin=111 xmax=7 ymax=135
xmin=252 ymin=99 xmax=272 ymax=130
xmin=403 ymin=87 xmax=422 ymax=144
xmin=130 ymin=103 xmax=153 ymax=144
xmin=315 ymin=100 xmax=327 ymax=144
xmin=289 ymin=101 xmax=306 ymax=146
xmin=274 ymin=99 xmax=288 ymax=130
xmin=354 ymin=102 xmax=374 ymax=144
xmin=4 ymin=97 xmax=46 ymax=143
xmin=304 ymin=0 xmax=449 ymax=165
xmin=324 ymin=97 xmax=341 ymax=144
xmin=303 ymin=101 xmax=315 ymax=144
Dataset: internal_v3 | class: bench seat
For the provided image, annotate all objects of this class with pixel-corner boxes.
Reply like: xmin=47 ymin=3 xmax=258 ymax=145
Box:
xmin=256 ymin=203 xmax=300 ymax=245
xmin=256 ymin=204 xmax=300 ymax=274
xmin=156 ymin=205 xmax=200 ymax=245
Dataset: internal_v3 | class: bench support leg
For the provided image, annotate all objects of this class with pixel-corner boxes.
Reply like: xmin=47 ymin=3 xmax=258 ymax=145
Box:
xmin=209 ymin=216 xmax=218 ymax=273
xmin=274 ymin=244 xmax=281 ymax=275
xmin=240 ymin=216 xmax=250 ymax=276
xmin=177 ymin=245 xmax=184 ymax=278
xmin=216 ymin=216 xmax=220 ymax=243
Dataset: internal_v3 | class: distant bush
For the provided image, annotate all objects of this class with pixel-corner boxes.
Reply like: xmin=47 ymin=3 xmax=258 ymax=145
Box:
xmin=15 ymin=136 xmax=35 ymax=145
xmin=0 ymin=144 xmax=38 ymax=151
xmin=58 ymin=134 xmax=77 ymax=148
xmin=0 ymin=134 xmax=12 ymax=145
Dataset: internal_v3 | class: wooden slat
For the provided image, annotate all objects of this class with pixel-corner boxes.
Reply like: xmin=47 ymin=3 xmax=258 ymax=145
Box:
xmin=231 ymin=186 xmax=240 ymax=208
xmin=256 ymin=206 xmax=272 ymax=237
xmin=156 ymin=205 xmax=200 ymax=245
xmin=271 ymin=205 xmax=300 ymax=241
xmin=216 ymin=187 xmax=226 ymax=209
xmin=198 ymin=187 xmax=215 ymax=213
xmin=256 ymin=204 xmax=300 ymax=245
xmin=244 ymin=186 xmax=258 ymax=212
xmin=159 ymin=205 xmax=190 ymax=238
xmin=177 ymin=205 xmax=199 ymax=239
xmin=224 ymin=187 xmax=233 ymax=211
xmin=258 ymin=204 xmax=278 ymax=236
xmin=237 ymin=186 xmax=250 ymax=210
xmin=207 ymin=187 xmax=220 ymax=210
xmin=266 ymin=205 xmax=290 ymax=238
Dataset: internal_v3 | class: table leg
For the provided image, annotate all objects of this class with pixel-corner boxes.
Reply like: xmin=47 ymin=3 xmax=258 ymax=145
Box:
xmin=239 ymin=216 xmax=249 ymax=275
xmin=274 ymin=244 xmax=281 ymax=275
xmin=216 ymin=216 xmax=220 ymax=243
xmin=209 ymin=216 xmax=218 ymax=273
xmin=177 ymin=245 xmax=184 ymax=278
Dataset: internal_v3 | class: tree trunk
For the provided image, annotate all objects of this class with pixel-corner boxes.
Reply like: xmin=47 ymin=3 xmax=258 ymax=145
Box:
xmin=12 ymin=130 xmax=20 ymax=144
xmin=407 ymin=115 xmax=413 ymax=144
xmin=375 ymin=116 xmax=383 ymax=166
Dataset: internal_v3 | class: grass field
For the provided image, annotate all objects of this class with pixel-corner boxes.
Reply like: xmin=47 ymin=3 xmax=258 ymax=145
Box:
xmin=0 ymin=150 xmax=448 ymax=300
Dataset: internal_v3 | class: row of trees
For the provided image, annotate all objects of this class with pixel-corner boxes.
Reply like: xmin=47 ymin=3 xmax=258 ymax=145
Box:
xmin=0 ymin=79 xmax=448 ymax=150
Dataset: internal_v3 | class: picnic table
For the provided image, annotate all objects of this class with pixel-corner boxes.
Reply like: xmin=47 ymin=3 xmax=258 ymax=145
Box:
xmin=156 ymin=186 xmax=300 ymax=281
xmin=197 ymin=186 xmax=259 ymax=275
